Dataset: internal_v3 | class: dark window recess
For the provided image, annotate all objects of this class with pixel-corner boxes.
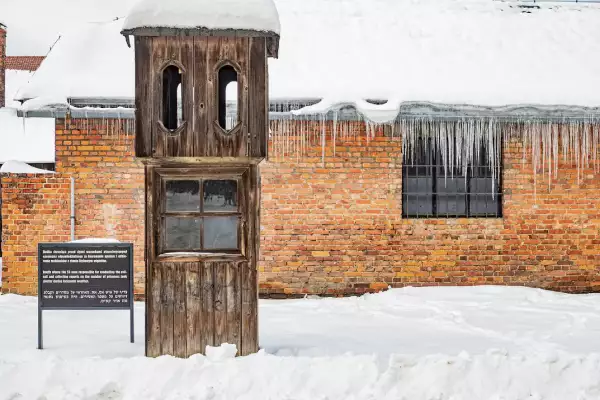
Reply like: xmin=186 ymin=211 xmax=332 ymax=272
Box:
xmin=218 ymin=65 xmax=238 ymax=130
xmin=162 ymin=65 xmax=183 ymax=130
xmin=402 ymin=138 xmax=502 ymax=218
xmin=161 ymin=179 xmax=241 ymax=253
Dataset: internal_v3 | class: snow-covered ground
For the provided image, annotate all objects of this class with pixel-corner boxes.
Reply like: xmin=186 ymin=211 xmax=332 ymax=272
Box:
xmin=1 ymin=286 xmax=600 ymax=399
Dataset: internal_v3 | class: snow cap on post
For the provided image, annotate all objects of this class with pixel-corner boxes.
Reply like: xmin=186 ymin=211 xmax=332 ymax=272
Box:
xmin=121 ymin=0 xmax=280 ymax=57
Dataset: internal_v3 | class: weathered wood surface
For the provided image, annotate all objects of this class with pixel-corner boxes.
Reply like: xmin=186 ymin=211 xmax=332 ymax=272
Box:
xmin=185 ymin=263 xmax=202 ymax=355
xmin=160 ymin=263 xmax=175 ymax=355
xmin=146 ymin=260 xmax=256 ymax=358
xmin=135 ymin=37 xmax=153 ymax=157
xmin=147 ymin=258 xmax=162 ymax=357
xmin=193 ymin=37 xmax=208 ymax=156
xmin=122 ymin=27 xmax=280 ymax=58
xmin=134 ymin=36 xmax=269 ymax=160
xmin=248 ymin=38 xmax=267 ymax=158
xmin=145 ymin=164 xmax=260 ymax=358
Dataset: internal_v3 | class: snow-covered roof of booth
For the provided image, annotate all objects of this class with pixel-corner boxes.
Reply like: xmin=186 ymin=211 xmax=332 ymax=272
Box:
xmin=122 ymin=0 xmax=280 ymax=35
xmin=13 ymin=0 xmax=600 ymax=119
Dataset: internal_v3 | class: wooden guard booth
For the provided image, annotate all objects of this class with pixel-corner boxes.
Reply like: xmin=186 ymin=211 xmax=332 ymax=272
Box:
xmin=122 ymin=24 xmax=279 ymax=357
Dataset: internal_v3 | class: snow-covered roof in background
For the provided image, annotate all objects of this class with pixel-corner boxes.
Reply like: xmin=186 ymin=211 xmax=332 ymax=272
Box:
xmin=0 ymin=109 xmax=55 ymax=163
xmin=13 ymin=0 xmax=600 ymax=116
xmin=5 ymin=70 xmax=34 ymax=108
xmin=16 ymin=19 xmax=134 ymax=104
xmin=0 ymin=0 xmax=130 ymax=56
xmin=122 ymin=0 xmax=280 ymax=35
xmin=1 ymin=69 xmax=55 ymax=164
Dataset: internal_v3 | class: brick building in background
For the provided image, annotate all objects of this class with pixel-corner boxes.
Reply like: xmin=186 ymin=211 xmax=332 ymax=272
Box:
xmin=1 ymin=0 xmax=600 ymax=296
xmin=0 ymin=23 xmax=53 ymax=267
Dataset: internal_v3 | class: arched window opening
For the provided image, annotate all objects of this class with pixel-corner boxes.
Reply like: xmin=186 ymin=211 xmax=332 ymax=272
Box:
xmin=162 ymin=65 xmax=183 ymax=130
xmin=218 ymin=65 xmax=238 ymax=131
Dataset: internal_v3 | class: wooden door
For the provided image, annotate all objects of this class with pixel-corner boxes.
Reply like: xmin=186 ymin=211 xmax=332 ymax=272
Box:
xmin=145 ymin=164 xmax=260 ymax=357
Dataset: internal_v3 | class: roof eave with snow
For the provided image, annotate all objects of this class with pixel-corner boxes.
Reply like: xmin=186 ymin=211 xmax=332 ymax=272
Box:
xmin=121 ymin=0 xmax=280 ymax=56
xmin=120 ymin=26 xmax=279 ymax=58
xmin=13 ymin=0 xmax=600 ymax=121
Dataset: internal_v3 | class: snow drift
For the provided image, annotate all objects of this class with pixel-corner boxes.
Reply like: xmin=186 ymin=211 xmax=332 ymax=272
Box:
xmin=1 ymin=286 xmax=600 ymax=399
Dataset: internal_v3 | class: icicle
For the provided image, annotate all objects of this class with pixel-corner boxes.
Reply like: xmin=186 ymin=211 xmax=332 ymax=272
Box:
xmin=321 ymin=114 xmax=326 ymax=167
xmin=333 ymin=111 xmax=338 ymax=157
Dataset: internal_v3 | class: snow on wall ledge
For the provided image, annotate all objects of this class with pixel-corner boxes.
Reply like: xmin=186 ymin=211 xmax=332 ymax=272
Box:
xmin=122 ymin=0 xmax=280 ymax=34
xmin=0 ymin=108 xmax=55 ymax=164
xmin=0 ymin=160 xmax=54 ymax=174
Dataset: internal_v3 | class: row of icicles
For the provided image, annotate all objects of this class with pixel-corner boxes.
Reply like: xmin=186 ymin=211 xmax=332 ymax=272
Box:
xmin=268 ymin=114 xmax=600 ymax=193
xmin=64 ymin=113 xmax=600 ymax=193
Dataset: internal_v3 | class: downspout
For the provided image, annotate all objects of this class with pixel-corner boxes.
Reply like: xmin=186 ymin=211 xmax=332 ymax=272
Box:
xmin=70 ymin=177 xmax=75 ymax=241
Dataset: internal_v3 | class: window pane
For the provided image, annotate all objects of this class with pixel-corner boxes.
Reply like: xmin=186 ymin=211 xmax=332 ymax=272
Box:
xmin=470 ymin=194 xmax=501 ymax=216
xmin=436 ymin=177 xmax=467 ymax=194
xmin=165 ymin=217 xmax=201 ymax=250
xmin=203 ymin=180 xmax=238 ymax=212
xmin=203 ymin=216 xmax=239 ymax=250
xmin=471 ymin=177 xmax=494 ymax=194
xmin=405 ymin=177 xmax=433 ymax=194
xmin=437 ymin=194 xmax=467 ymax=216
xmin=403 ymin=194 xmax=433 ymax=217
xmin=166 ymin=180 xmax=200 ymax=212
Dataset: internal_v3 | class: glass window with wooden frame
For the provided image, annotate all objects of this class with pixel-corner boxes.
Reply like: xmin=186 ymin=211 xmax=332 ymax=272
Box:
xmin=160 ymin=178 xmax=241 ymax=253
xmin=402 ymin=137 xmax=502 ymax=218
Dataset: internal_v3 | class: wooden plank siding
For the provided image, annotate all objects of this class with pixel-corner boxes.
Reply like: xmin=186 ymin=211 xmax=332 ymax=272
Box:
xmin=134 ymin=36 xmax=267 ymax=161
xmin=146 ymin=260 xmax=256 ymax=357
xmin=138 ymin=32 xmax=267 ymax=358
xmin=134 ymin=36 xmax=153 ymax=157
xmin=145 ymin=164 xmax=260 ymax=357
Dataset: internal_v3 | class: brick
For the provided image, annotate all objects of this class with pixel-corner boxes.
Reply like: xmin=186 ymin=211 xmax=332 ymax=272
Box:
xmin=2 ymin=118 xmax=600 ymax=298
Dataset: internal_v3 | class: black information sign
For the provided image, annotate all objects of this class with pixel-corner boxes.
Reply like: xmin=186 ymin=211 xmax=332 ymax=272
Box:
xmin=37 ymin=243 xmax=134 ymax=349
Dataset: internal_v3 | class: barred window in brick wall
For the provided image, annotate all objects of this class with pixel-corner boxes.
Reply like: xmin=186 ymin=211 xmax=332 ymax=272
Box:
xmin=402 ymin=137 xmax=502 ymax=218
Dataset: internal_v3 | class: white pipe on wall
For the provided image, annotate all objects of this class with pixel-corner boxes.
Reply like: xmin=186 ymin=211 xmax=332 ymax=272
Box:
xmin=70 ymin=177 xmax=75 ymax=241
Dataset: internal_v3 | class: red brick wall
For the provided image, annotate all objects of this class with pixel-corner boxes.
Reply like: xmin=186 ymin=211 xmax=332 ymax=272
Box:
xmin=0 ymin=26 xmax=6 ymax=108
xmin=55 ymin=118 xmax=145 ymax=294
xmin=1 ymin=175 xmax=71 ymax=294
xmin=0 ymin=118 xmax=144 ymax=295
xmin=1 ymin=118 xmax=599 ymax=296
xmin=260 ymin=122 xmax=600 ymax=295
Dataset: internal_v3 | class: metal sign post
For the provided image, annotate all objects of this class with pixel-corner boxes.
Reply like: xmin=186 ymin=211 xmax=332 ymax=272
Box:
xmin=37 ymin=243 xmax=134 ymax=349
